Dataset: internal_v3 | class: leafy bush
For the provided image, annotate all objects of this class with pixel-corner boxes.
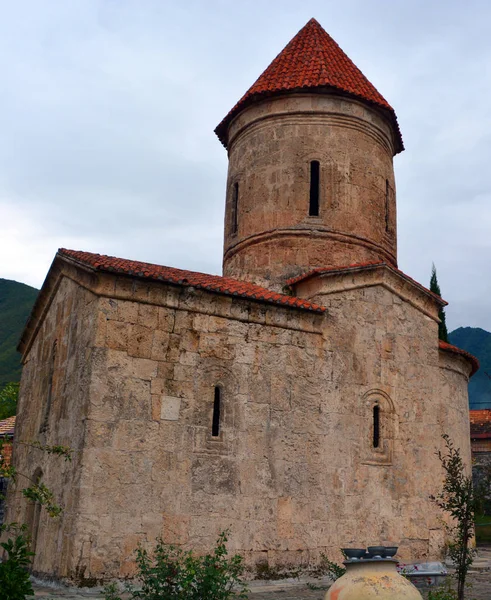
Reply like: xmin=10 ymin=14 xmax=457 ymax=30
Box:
xmin=104 ymin=530 xmax=248 ymax=600
xmin=317 ymin=553 xmax=346 ymax=580
xmin=0 ymin=523 xmax=34 ymax=600
xmin=428 ymin=581 xmax=459 ymax=600
xmin=0 ymin=382 xmax=19 ymax=420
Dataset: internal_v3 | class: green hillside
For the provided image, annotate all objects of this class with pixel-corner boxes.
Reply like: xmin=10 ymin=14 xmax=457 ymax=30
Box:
xmin=449 ymin=327 xmax=491 ymax=409
xmin=0 ymin=278 xmax=38 ymax=388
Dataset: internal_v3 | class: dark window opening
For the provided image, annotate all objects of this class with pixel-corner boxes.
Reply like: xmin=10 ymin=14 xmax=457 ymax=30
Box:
xmin=232 ymin=182 xmax=239 ymax=234
xmin=212 ymin=386 xmax=221 ymax=437
xmin=385 ymin=179 xmax=390 ymax=232
xmin=309 ymin=161 xmax=320 ymax=216
xmin=373 ymin=404 xmax=380 ymax=448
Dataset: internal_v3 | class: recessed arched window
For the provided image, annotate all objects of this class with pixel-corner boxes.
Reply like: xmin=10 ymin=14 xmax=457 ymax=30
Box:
xmin=212 ymin=386 xmax=221 ymax=437
xmin=373 ymin=404 xmax=380 ymax=448
xmin=231 ymin=182 xmax=239 ymax=234
xmin=385 ymin=179 xmax=390 ymax=232
xmin=309 ymin=161 xmax=320 ymax=216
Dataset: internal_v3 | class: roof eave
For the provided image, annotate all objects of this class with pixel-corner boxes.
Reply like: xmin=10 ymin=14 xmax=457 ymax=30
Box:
xmin=215 ymin=87 xmax=404 ymax=154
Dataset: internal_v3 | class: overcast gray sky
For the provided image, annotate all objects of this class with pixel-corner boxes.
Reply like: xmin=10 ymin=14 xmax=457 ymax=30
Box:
xmin=1 ymin=0 xmax=490 ymax=332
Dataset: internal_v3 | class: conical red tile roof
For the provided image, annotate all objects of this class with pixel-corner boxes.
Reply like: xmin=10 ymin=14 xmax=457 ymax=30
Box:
xmin=215 ymin=18 xmax=403 ymax=153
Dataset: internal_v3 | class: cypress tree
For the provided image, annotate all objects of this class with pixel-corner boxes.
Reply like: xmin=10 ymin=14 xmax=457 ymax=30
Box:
xmin=430 ymin=263 xmax=449 ymax=342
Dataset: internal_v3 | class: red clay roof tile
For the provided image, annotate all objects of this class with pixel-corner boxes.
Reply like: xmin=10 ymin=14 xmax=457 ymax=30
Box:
xmin=0 ymin=415 xmax=15 ymax=437
xmin=470 ymin=409 xmax=491 ymax=438
xmin=58 ymin=249 xmax=326 ymax=314
xmin=215 ymin=18 xmax=403 ymax=153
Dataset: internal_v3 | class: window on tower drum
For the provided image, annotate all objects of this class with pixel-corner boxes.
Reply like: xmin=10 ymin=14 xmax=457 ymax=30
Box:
xmin=385 ymin=179 xmax=390 ymax=232
xmin=373 ymin=403 xmax=380 ymax=449
xmin=309 ymin=160 xmax=320 ymax=216
xmin=231 ymin=182 xmax=239 ymax=234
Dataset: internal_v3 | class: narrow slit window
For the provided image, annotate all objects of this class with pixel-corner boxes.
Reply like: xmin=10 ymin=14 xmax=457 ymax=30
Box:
xmin=373 ymin=404 xmax=380 ymax=448
xmin=212 ymin=386 xmax=221 ymax=437
xmin=385 ymin=179 xmax=390 ymax=232
xmin=309 ymin=161 xmax=320 ymax=216
xmin=232 ymin=182 xmax=239 ymax=234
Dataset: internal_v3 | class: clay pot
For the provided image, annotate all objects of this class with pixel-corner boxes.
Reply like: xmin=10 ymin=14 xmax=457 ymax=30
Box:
xmin=325 ymin=558 xmax=422 ymax=600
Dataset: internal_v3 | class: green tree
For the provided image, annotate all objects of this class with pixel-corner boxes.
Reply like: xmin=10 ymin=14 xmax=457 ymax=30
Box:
xmin=430 ymin=264 xmax=449 ymax=342
xmin=431 ymin=435 xmax=476 ymax=600
xmin=0 ymin=382 xmax=19 ymax=420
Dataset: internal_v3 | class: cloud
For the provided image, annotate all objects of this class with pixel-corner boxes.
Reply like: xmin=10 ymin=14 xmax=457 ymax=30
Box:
xmin=1 ymin=0 xmax=491 ymax=331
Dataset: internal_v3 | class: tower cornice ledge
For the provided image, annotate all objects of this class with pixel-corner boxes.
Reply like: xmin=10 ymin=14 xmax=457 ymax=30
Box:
xmin=287 ymin=262 xmax=446 ymax=322
xmin=223 ymin=227 xmax=398 ymax=271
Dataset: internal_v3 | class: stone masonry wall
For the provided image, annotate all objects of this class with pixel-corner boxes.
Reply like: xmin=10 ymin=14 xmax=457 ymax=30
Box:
xmin=306 ymin=281 xmax=472 ymax=560
xmin=75 ymin=274 xmax=327 ymax=579
xmin=5 ymin=275 xmax=97 ymax=578
xmin=67 ymin=268 xmax=470 ymax=581
xmin=9 ymin=264 xmax=472 ymax=582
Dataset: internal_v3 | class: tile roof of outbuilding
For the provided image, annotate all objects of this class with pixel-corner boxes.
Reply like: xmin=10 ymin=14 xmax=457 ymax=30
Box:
xmin=470 ymin=409 xmax=491 ymax=438
xmin=439 ymin=341 xmax=480 ymax=377
xmin=58 ymin=249 xmax=326 ymax=314
xmin=0 ymin=415 xmax=16 ymax=436
xmin=215 ymin=18 xmax=403 ymax=153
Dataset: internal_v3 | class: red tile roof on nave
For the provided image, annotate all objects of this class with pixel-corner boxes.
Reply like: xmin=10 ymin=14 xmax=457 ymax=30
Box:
xmin=58 ymin=249 xmax=326 ymax=314
xmin=215 ymin=18 xmax=403 ymax=153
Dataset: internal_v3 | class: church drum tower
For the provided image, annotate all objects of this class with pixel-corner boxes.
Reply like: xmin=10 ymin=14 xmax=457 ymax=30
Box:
xmin=217 ymin=19 xmax=403 ymax=291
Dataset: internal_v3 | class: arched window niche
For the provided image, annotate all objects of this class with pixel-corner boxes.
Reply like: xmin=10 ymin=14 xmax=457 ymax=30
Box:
xmin=360 ymin=389 xmax=396 ymax=465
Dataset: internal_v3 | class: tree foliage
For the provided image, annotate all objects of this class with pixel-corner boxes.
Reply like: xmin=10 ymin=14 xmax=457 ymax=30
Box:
xmin=431 ymin=435 xmax=476 ymax=600
xmin=0 ymin=437 xmax=72 ymax=599
xmin=430 ymin=264 xmax=449 ymax=343
xmin=0 ymin=279 xmax=38 ymax=389
xmin=0 ymin=382 xmax=19 ymax=420
xmin=0 ymin=524 xmax=35 ymax=600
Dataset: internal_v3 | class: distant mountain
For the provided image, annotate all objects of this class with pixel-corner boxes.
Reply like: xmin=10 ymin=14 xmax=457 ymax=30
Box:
xmin=449 ymin=327 xmax=491 ymax=409
xmin=0 ymin=279 xmax=38 ymax=388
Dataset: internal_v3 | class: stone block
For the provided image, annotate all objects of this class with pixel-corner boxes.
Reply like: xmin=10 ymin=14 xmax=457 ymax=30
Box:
xmin=151 ymin=329 xmax=170 ymax=361
xmin=128 ymin=324 xmax=154 ymax=358
xmin=138 ymin=303 xmax=158 ymax=329
xmin=161 ymin=396 xmax=181 ymax=421
xmin=106 ymin=320 xmax=128 ymax=351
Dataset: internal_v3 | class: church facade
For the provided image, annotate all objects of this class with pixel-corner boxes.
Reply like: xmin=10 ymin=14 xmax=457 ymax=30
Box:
xmin=7 ymin=19 xmax=477 ymax=583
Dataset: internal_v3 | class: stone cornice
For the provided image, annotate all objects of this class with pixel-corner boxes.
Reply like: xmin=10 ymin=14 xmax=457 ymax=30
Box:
xmin=18 ymin=254 xmax=325 ymax=360
xmin=223 ymin=228 xmax=397 ymax=268
xmin=289 ymin=262 xmax=444 ymax=322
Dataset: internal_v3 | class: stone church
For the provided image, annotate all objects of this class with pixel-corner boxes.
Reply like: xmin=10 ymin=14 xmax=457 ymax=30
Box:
xmin=8 ymin=18 xmax=478 ymax=582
